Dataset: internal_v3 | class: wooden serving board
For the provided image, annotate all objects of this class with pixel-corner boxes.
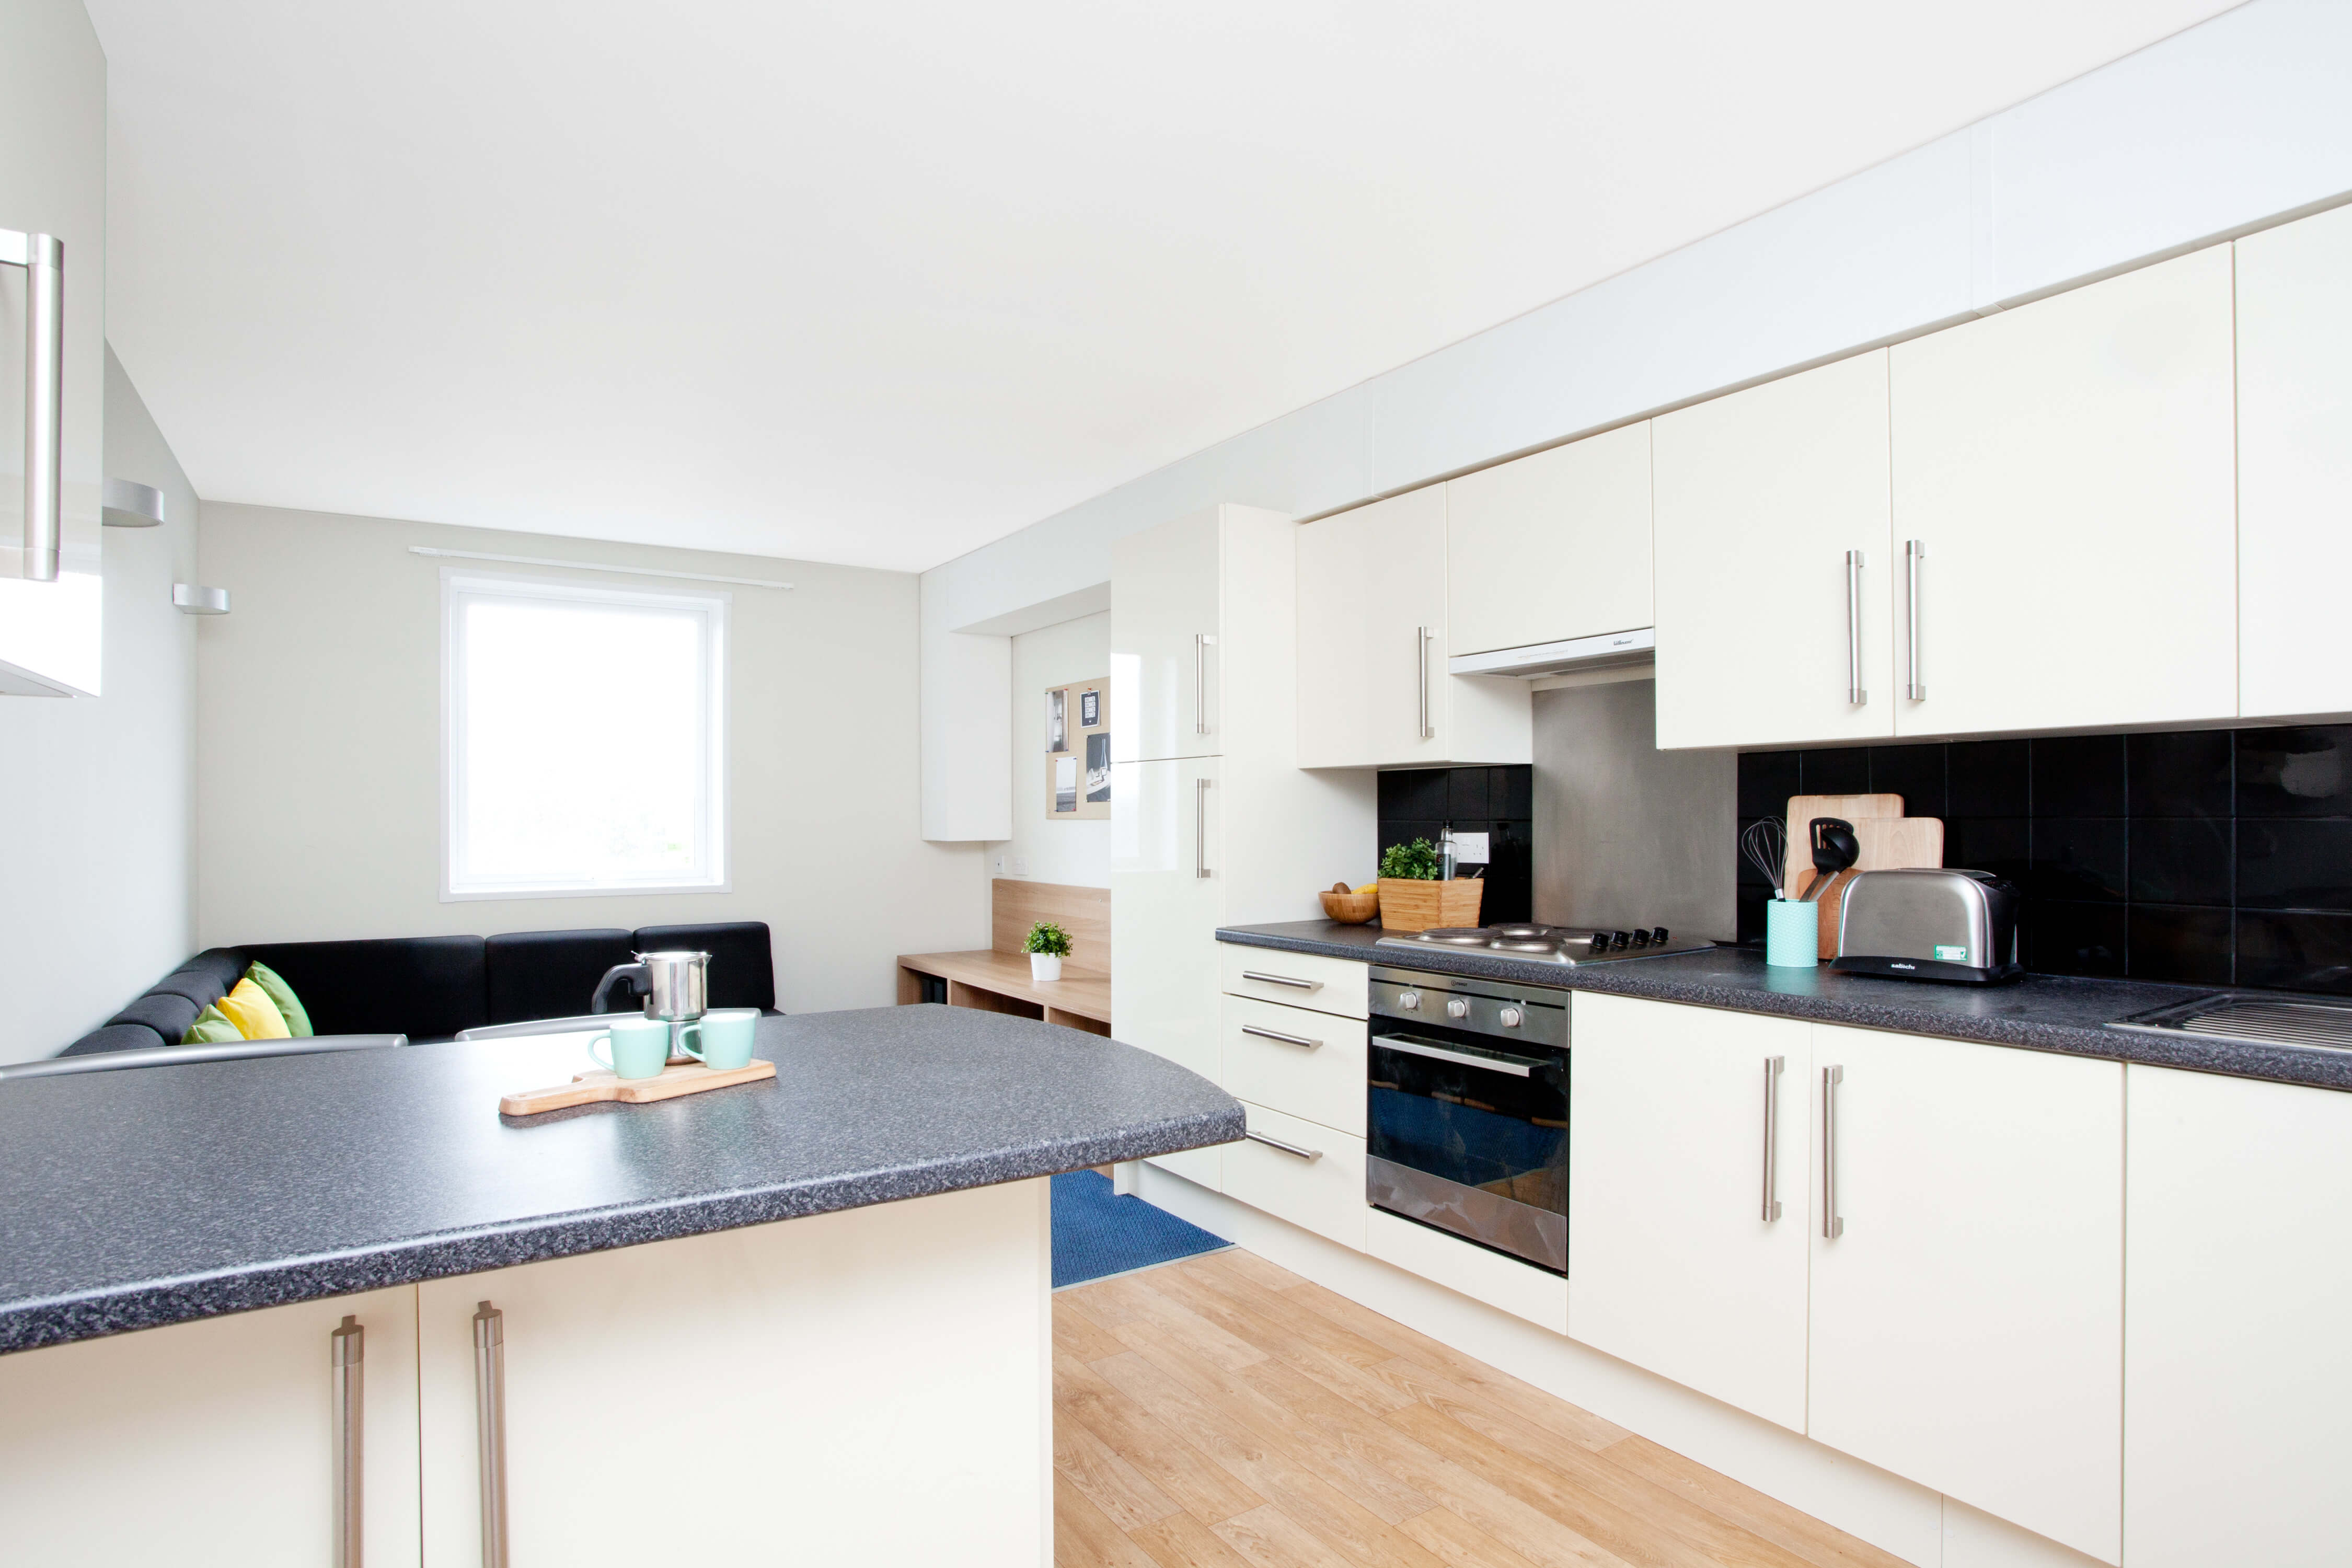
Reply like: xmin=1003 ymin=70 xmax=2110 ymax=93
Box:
xmin=1780 ymin=793 xmax=1907 ymax=896
xmin=500 ymin=1058 xmax=775 ymax=1117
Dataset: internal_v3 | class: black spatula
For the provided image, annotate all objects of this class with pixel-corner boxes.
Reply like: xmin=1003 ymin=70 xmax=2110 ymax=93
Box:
xmin=1798 ymin=817 xmax=1860 ymax=902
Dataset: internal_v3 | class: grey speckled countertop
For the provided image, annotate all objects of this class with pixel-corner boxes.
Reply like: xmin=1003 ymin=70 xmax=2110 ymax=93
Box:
xmin=0 ymin=1007 xmax=1241 ymax=1355
xmin=1221 ymin=920 xmax=2352 ymax=1093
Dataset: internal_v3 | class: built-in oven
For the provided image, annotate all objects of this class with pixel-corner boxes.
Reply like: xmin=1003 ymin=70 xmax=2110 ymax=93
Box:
xmin=1366 ymin=964 xmax=1569 ymax=1274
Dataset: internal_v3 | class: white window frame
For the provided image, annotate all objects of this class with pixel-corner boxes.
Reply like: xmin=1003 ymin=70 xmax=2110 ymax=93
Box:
xmin=440 ymin=568 xmax=729 ymax=900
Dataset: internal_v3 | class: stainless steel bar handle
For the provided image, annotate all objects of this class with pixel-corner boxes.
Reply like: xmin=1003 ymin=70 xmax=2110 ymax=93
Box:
xmin=1240 ymin=1023 xmax=1321 ymax=1049
xmin=1 ymin=230 xmax=65 ymax=581
xmin=1904 ymin=539 xmax=1926 ymax=701
xmin=1194 ymin=776 xmax=1211 ymax=879
xmin=331 ymin=1315 xmax=364 ymax=1568
xmin=1240 ymin=970 xmax=1319 ymax=991
xmin=1416 ymin=626 xmax=1434 ymax=739
xmin=472 ymin=1301 xmax=510 ymax=1568
xmin=1194 ymin=633 xmax=1215 ymax=735
xmin=1844 ymin=551 xmax=1866 ymax=705
xmin=1246 ymin=1129 xmax=1321 ymax=1161
xmin=1761 ymin=1056 xmax=1784 ymax=1222
xmin=1821 ymin=1066 xmax=1845 ymax=1239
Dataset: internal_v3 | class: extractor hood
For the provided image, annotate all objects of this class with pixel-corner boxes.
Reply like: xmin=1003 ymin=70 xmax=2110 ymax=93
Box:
xmin=1448 ymin=627 xmax=1654 ymax=679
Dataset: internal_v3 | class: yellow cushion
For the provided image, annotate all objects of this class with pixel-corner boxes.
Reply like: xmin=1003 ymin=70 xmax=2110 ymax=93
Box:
xmin=215 ymin=977 xmax=291 ymax=1039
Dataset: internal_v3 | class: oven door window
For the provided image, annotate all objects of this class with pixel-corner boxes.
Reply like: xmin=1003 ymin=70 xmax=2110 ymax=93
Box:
xmin=1368 ymin=1031 xmax=1567 ymax=1218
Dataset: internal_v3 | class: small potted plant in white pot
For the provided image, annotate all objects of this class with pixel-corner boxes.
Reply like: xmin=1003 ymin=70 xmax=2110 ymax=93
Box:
xmin=1025 ymin=921 xmax=1071 ymax=982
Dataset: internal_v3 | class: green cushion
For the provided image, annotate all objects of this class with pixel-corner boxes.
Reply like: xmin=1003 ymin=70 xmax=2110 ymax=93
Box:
xmin=181 ymin=1002 xmax=244 ymax=1045
xmin=246 ymin=961 xmax=313 ymax=1037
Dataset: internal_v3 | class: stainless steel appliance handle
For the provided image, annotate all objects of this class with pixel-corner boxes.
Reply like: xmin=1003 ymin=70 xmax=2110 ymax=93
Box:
xmin=331 ymin=1315 xmax=364 ymax=1568
xmin=1821 ymin=1066 xmax=1845 ymax=1239
xmin=1844 ymin=550 xmax=1866 ymax=706
xmin=1246 ymin=1129 xmax=1321 ymax=1161
xmin=1416 ymin=626 xmax=1434 ymax=739
xmin=1194 ymin=776 xmax=1211 ymax=879
xmin=1375 ymin=1033 xmax=1541 ymax=1077
xmin=472 ymin=1301 xmax=510 ymax=1568
xmin=1194 ymin=633 xmax=1215 ymax=735
xmin=1761 ymin=1056 xmax=1784 ymax=1223
xmin=1904 ymin=539 xmax=1926 ymax=702
xmin=1 ymin=229 xmax=65 ymax=582
xmin=1241 ymin=1023 xmax=1320 ymax=1049
xmin=1240 ymin=970 xmax=1319 ymax=991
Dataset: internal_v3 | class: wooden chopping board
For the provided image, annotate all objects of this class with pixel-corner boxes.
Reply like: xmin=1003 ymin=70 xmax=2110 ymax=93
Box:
xmin=1779 ymin=793 xmax=1906 ymax=894
xmin=1807 ymin=817 xmax=1946 ymax=960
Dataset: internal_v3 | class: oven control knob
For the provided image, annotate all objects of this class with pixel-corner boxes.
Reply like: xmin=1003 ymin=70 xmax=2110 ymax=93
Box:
xmin=1498 ymin=1006 xmax=1523 ymax=1028
xmin=1399 ymin=990 xmax=1421 ymax=1010
xmin=1446 ymin=997 xmax=1470 ymax=1020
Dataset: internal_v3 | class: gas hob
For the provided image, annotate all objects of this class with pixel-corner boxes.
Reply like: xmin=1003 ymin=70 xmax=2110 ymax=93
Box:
xmin=1372 ymin=922 xmax=1715 ymax=966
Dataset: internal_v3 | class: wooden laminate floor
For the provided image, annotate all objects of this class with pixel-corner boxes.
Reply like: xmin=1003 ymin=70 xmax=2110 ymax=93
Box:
xmin=1054 ymin=1250 xmax=1911 ymax=1568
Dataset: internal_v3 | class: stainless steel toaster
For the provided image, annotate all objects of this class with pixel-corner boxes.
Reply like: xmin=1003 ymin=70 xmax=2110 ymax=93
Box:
xmin=1831 ymin=868 xmax=2023 ymax=985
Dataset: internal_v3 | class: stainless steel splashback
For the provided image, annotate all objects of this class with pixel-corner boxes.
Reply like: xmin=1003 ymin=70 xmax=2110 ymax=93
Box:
xmin=1531 ymin=677 xmax=1736 ymax=941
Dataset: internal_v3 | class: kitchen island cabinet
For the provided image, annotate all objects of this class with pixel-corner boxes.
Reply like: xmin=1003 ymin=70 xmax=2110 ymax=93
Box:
xmin=0 ymin=1008 xmax=1240 ymax=1565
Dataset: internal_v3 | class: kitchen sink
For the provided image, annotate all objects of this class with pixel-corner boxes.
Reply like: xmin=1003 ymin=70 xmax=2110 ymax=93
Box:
xmin=2109 ymin=993 xmax=2352 ymax=1053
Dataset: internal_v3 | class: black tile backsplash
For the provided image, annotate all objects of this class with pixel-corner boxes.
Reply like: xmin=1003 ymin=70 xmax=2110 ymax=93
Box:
xmin=1736 ymin=724 xmax=2352 ymax=993
xmin=1377 ymin=765 xmax=1534 ymax=925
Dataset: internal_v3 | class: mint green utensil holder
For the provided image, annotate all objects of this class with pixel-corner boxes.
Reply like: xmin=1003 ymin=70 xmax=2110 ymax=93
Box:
xmin=1765 ymin=898 xmax=1818 ymax=968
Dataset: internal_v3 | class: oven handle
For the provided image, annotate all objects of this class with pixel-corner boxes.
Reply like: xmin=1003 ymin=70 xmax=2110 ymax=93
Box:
xmin=1373 ymin=1033 xmax=1545 ymax=1077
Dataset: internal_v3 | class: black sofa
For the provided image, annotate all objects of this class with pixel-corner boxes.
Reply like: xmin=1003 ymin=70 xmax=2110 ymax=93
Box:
xmin=60 ymin=921 xmax=776 ymax=1057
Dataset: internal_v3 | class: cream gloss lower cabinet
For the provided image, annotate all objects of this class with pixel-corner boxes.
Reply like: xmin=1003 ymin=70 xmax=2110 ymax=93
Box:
xmin=1295 ymin=485 xmax=1529 ymax=768
xmin=419 ymin=1184 xmax=1051 ymax=1567
xmin=1111 ymin=754 xmax=1225 ymax=1186
xmin=2123 ymin=1066 xmax=2352 ymax=1568
xmin=1566 ymin=995 xmax=1812 ymax=1432
xmin=0 ymin=1287 xmax=422 ymax=1565
xmin=1807 ymin=1025 xmax=2123 ymax=1564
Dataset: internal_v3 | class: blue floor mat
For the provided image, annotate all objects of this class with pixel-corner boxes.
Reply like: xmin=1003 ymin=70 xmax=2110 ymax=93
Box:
xmin=1051 ymin=1169 xmax=1231 ymax=1288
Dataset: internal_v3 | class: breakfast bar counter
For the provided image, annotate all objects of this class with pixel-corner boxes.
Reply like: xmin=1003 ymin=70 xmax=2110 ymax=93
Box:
xmin=0 ymin=1006 xmax=1239 ymax=1565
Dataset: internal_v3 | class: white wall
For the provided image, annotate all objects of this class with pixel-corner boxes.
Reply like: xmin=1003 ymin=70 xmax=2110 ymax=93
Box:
xmin=920 ymin=0 xmax=2352 ymax=838
xmin=984 ymin=611 xmax=1110 ymax=889
xmin=194 ymin=504 xmax=986 ymax=1013
xmin=0 ymin=349 xmax=200 ymax=1062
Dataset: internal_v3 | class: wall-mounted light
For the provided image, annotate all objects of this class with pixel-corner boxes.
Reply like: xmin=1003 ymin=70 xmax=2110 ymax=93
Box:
xmin=102 ymin=477 xmax=165 ymax=528
xmin=172 ymin=584 xmax=229 ymax=615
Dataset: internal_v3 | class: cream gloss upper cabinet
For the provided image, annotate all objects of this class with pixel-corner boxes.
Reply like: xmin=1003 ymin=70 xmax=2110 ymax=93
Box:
xmin=1653 ymin=351 xmax=1894 ymax=751
xmin=1296 ymin=486 xmax=1529 ymax=768
xmin=0 ymin=0 xmax=106 ymax=696
xmin=2123 ymin=1066 xmax=2352 ymax=1568
xmin=2236 ymin=204 xmax=2352 ymax=722
xmin=1446 ymin=422 xmax=1653 ymax=659
xmin=1566 ymin=995 xmax=1811 ymax=1433
xmin=1111 ymin=507 xmax=1223 ymax=763
xmin=1888 ymin=245 xmax=2236 ymax=739
xmin=1807 ymin=1024 xmax=2123 ymax=1565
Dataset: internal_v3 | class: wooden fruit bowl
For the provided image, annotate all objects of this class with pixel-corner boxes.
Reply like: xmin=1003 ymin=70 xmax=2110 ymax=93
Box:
xmin=1319 ymin=890 xmax=1381 ymax=924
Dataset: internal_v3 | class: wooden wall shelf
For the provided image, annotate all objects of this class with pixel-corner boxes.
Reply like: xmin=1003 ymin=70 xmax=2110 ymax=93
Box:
xmin=897 ymin=880 xmax=1111 ymax=1037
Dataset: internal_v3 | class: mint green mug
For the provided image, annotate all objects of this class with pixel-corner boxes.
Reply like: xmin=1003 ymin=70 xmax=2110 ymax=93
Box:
xmin=589 ymin=1016 xmax=676 ymax=1079
xmin=684 ymin=1008 xmax=758 ymax=1072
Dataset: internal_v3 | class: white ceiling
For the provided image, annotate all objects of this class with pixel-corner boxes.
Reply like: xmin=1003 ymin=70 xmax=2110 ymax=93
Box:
xmin=91 ymin=1 xmax=2243 ymax=573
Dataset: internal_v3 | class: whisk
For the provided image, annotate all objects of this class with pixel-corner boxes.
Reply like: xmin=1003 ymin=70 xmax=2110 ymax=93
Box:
xmin=1742 ymin=816 xmax=1789 ymax=899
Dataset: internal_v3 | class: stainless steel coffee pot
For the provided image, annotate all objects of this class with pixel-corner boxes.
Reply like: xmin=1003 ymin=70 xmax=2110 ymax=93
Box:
xmin=591 ymin=950 xmax=711 ymax=1021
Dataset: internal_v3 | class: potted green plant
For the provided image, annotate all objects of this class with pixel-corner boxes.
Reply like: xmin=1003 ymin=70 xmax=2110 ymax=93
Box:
xmin=1024 ymin=921 xmax=1072 ymax=982
xmin=1376 ymin=837 xmax=1482 ymax=931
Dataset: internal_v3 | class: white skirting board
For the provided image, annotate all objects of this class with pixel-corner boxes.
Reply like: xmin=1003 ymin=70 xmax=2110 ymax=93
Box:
xmin=1133 ymin=1165 xmax=2107 ymax=1568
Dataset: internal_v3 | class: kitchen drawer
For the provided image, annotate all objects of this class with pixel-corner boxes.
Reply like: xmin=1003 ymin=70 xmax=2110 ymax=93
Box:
xmin=1221 ymin=995 xmax=1366 ymax=1137
xmin=1146 ymin=1144 xmax=1221 ymax=1190
xmin=1219 ymin=944 xmax=1367 ymax=1019
xmin=1365 ymin=1207 xmax=1567 ymax=1332
xmin=1220 ymin=1101 xmax=1367 ymax=1251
